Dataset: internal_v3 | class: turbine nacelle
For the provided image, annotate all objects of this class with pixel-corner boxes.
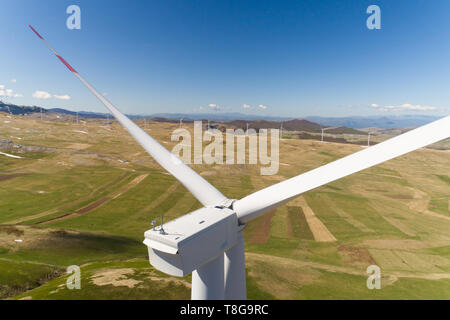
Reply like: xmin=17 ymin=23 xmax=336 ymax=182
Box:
xmin=144 ymin=207 xmax=239 ymax=277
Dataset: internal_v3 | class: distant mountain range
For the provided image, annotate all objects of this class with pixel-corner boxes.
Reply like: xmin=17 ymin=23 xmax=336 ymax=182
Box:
xmin=223 ymin=119 xmax=364 ymax=134
xmin=149 ymin=112 xmax=291 ymax=121
xmin=305 ymin=115 xmax=443 ymax=129
xmin=0 ymin=101 xmax=443 ymax=129
xmin=0 ymin=101 xmax=109 ymax=119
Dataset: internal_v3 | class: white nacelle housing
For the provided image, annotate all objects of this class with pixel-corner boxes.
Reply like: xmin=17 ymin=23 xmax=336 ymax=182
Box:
xmin=143 ymin=207 xmax=238 ymax=277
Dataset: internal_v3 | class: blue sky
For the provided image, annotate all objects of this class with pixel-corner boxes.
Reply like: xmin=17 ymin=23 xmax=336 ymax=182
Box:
xmin=1 ymin=0 xmax=449 ymax=117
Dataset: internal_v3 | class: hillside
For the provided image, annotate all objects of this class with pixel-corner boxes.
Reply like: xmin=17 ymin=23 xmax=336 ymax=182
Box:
xmin=0 ymin=102 xmax=364 ymax=135
xmin=222 ymin=118 xmax=365 ymax=135
xmin=0 ymin=112 xmax=449 ymax=300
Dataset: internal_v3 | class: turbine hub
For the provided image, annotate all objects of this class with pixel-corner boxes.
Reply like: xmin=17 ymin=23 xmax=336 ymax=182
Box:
xmin=143 ymin=207 xmax=239 ymax=277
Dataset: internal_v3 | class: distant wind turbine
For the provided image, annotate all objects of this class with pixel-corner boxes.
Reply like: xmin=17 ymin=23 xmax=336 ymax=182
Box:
xmin=280 ymin=121 xmax=283 ymax=139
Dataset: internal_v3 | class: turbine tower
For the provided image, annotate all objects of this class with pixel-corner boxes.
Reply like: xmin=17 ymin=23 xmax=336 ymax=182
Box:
xmin=30 ymin=25 xmax=450 ymax=300
xmin=280 ymin=121 xmax=283 ymax=139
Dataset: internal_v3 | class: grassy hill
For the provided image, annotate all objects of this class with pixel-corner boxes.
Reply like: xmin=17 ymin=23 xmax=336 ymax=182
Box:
xmin=0 ymin=113 xmax=449 ymax=299
xmin=224 ymin=118 xmax=364 ymax=134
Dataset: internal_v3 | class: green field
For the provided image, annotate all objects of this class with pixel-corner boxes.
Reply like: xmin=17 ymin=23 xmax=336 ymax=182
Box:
xmin=1 ymin=113 xmax=449 ymax=299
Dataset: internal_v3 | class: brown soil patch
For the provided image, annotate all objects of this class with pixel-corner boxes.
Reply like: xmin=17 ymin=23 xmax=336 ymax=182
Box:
xmin=76 ymin=197 xmax=111 ymax=214
xmin=250 ymin=210 xmax=276 ymax=244
xmin=38 ymin=197 xmax=111 ymax=224
xmin=148 ymin=276 xmax=191 ymax=288
xmin=91 ymin=268 xmax=142 ymax=288
xmin=0 ymin=173 xmax=29 ymax=182
xmin=338 ymin=245 xmax=376 ymax=265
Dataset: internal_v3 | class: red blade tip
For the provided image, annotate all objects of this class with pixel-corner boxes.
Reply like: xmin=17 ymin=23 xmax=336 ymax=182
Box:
xmin=29 ymin=25 xmax=43 ymax=39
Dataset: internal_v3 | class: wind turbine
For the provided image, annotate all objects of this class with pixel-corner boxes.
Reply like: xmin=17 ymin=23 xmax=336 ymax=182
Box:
xmin=367 ymin=131 xmax=372 ymax=147
xmin=30 ymin=25 xmax=450 ymax=300
xmin=280 ymin=121 xmax=283 ymax=139
xmin=321 ymin=126 xmax=339 ymax=142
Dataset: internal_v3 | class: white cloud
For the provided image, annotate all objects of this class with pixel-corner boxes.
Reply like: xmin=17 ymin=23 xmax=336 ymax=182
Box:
xmin=257 ymin=104 xmax=267 ymax=110
xmin=0 ymin=85 xmax=23 ymax=98
xmin=242 ymin=104 xmax=250 ymax=109
xmin=208 ymin=103 xmax=220 ymax=111
xmin=371 ymin=103 xmax=436 ymax=112
xmin=10 ymin=79 xmax=17 ymax=83
xmin=32 ymin=90 xmax=71 ymax=100
xmin=32 ymin=90 xmax=52 ymax=99
xmin=53 ymin=94 xmax=71 ymax=100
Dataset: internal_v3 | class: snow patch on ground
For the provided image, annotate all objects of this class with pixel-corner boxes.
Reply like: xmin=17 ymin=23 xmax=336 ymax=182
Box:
xmin=0 ymin=151 xmax=23 ymax=159
xmin=73 ymin=130 xmax=88 ymax=134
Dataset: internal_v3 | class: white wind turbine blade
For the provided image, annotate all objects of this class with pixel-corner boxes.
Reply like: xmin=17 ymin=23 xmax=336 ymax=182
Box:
xmin=29 ymin=25 xmax=227 ymax=207
xmin=234 ymin=115 xmax=450 ymax=223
